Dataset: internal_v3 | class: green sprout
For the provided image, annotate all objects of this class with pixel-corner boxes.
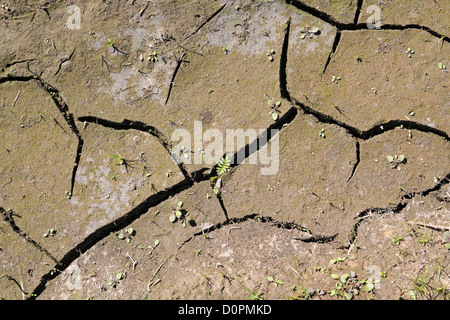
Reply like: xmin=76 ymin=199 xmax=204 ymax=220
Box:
xmin=216 ymin=156 xmax=231 ymax=176
xmin=106 ymin=38 xmax=128 ymax=55
xmin=392 ymin=235 xmax=403 ymax=245
xmin=330 ymin=257 xmax=346 ymax=264
xmin=260 ymin=29 xmax=270 ymax=37
xmin=106 ymin=272 xmax=123 ymax=288
xmin=405 ymin=48 xmax=415 ymax=58
xmin=222 ymin=46 xmax=229 ymax=55
xmin=246 ymin=288 xmax=263 ymax=300
xmin=106 ymin=39 xmax=115 ymax=47
xmin=148 ymin=239 xmax=160 ymax=255
xmin=169 ymin=201 xmax=191 ymax=227
xmin=148 ymin=50 xmax=158 ymax=63
xmin=267 ymin=276 xmax=284 ymax=287
xmin=386 ymin=154 xmax=406 ymax=171
xmin=267 ymin=49 xmax=275 ymax=61
xmin=107 ymin=152 xmax=132 ymax=173
xmin=117 ymin=227 xmax=135 ymax=243
xmin=329 ymin=271 xmax=362 ymax=300
xmin=331 ymin=75 xmax=341 ymax=84
xmin=209 ymin=156 xmax=231 ymax=197
xmin=319 ymin=128 xmax=326 ymax=138
xmin=267 ymin=99 xmax=281 ymax=120
xmin=43 ymin=228 xmax=57 ymax=237
xmin=299 ymin=26 xmax=320 ymax=39
xmin=418 ymin=230 xmax=432 ymax=246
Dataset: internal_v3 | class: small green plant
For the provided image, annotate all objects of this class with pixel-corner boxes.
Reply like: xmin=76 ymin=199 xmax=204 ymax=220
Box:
xmin=439 ymin=35 xmax=445 ymax=48
xmin=246 ymin=288 xmax=263 ymax=300
xmin=354 ymin=53 xmax=362 ymax=62
xmin=362 ymin=278 xmax=376 ymax=293
xmin=267 ymin=276 xmax=284 ymax=287
xmin=88 ymin=270 xmax=97 ymax=278
xmin=106 ymin=38 xmax=115 ymax=48
xmin=331 ymin=75 xmax=341 ymax=84
xmin=106 ymin=272 xmax=123 ymax=288
xmin=330 ymin=257 xmax=346 ymax=264
xmin=169 ymin=201 xmax=191 ymax=227
xmin=260 ymin=29 xmax=270 ymax=37
xmin=201 ymin=229 xmax=210 ymax=240
xmin=209 ymin=156 xmax=231 ymax=196
xmin=392 ymin=235 xmax=404 ymax=245
xmin=108 ymin=155 xmax=126 ymax=166
xmin=43 ymin=228 xmax=57 ymax=237
xmin=267 ymin=49 xmax=275 ymax=62
xmin=439 ymin=62 xmax=447 ymax=72
xmin=318 ymin=128 xmax=326 ymax=138
xmin=65 ymin=191 xmax=72 ymax=199
xmin=117 ymin=227 xmax=135 ymax=243
xmin=107 ymin=152 xmax=131 ymax=173
xmin=386 ymin=154 xmax=406 ymax=171
xmin=408 ymin=262 xmax=450 ymax=299
xmin=405 ymin=47 xmax=415 ymax=58
xmin=148 ymin=239 xmax=160 ymax=255
xmin=267 ymin=99 xmax=281 ymax=121
xmin=148 ymin=50 xmax=158 ymax=63
xmin=169 ymin=201 xmax=183 ymax=223
xmin=299 ymin=26 xmax=320 ymax=39
xmin=418 ymin=230 xmax=432 ymax=246
xmin=216 ymin=156 xmax=231 ymax=176
xmin=286 ymin=282 xmax=314 ymax=300
xmin=329 ymin=271 xmax=361 ymax=300
xmin=222 ymin=46 xmax=229 ymax=55
xmin=106 ymin=38 xmax=127 ymax=55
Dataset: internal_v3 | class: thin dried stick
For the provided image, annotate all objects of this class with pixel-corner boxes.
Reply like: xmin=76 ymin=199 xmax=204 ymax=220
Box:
xmin=147 ymin=257 xmax=170 ymax=291
xmin=407 ymin=220 xmax=449 ymax=232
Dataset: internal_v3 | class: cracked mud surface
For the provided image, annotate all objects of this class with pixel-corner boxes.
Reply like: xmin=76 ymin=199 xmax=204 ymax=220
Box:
xmin=0 ymin=0 xmax=449 ymax=300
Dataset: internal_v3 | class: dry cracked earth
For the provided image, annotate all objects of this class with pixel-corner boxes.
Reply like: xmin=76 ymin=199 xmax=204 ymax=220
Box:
xmin=0 ymin=0 xmax=449 ymax=300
